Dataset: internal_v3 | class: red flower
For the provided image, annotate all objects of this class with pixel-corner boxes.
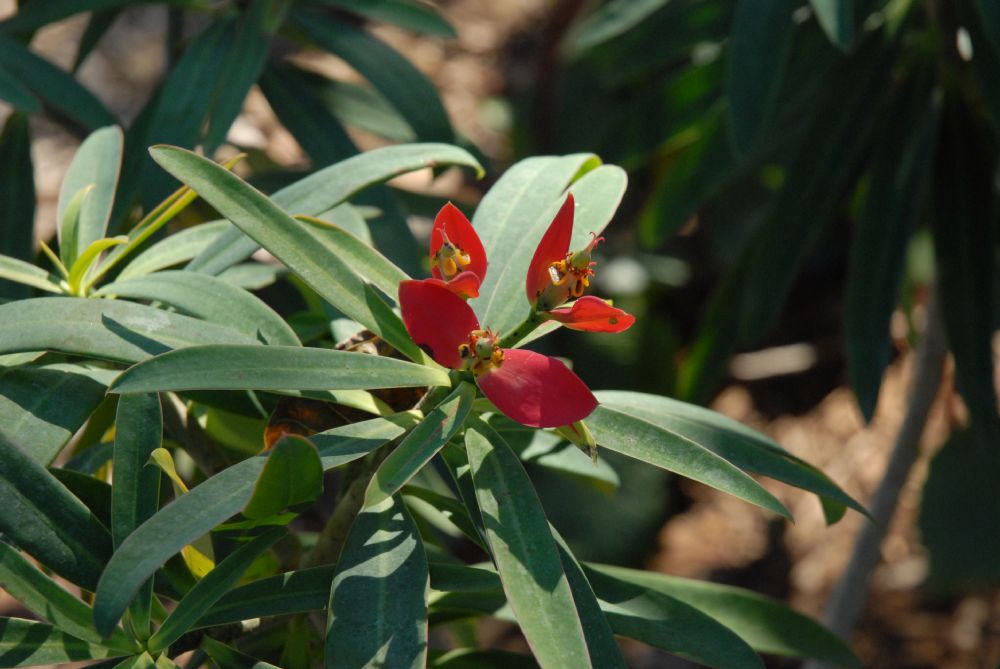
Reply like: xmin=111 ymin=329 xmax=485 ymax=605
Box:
xmin=428 ymin=203 xmax=487 ymax=299
xmin=525 ymin=194 xmax=634 ymax=333
xmin=399 ymin=280 xmax=597 ymax=428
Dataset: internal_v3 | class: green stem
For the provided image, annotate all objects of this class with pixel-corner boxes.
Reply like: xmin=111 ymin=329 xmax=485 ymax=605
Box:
xmin=499 ymin=311 xmax=545 ymax=349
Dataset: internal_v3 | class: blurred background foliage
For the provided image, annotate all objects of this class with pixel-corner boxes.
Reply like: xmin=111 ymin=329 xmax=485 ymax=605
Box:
xmin=1 ymin=0 xmax=999 ymax=664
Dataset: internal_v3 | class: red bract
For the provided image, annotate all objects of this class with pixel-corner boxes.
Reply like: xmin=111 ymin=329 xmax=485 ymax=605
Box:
xmin=429 ymin=203 xmax=487 ymax=298
xmin=399 ymin=280 xmax=597 ymax=428
xmin=525 ymin=194 xmax=634 ymax=333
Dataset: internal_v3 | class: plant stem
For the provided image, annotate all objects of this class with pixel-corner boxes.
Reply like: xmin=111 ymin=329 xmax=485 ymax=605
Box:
xmin=805 ymin=287 xmax=947 ymax=669
xmin=499 ymin=311 xmax=544 ymax=349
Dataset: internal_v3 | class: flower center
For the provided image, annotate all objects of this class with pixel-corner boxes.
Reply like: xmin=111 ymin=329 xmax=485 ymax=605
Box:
xmin=457 ymin=329 xmax=504 ymax=375
xmin=535 ymin=233 xmax=604 ymax=311
xmin=432 ymin=231 xmax=471 ymax=279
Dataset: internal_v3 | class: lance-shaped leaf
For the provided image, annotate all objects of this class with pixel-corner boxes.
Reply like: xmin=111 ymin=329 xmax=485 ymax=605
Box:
xmin=586 ymin=405 xmax=791 ymax=518
xmin=0 ymin=113 xmax=34 ymax=300
xmin=365 ymin=382 xmax=475 ymax=508
xmin=0 ymin=618 xmax=124 ymax=667
xmin=149 ymin=146 xmax=421 ymax=360
xmin=148 ymin=528 xmax=285 ymax=653
xmin=243 ymin=436 xmax=324 ymax=520
xmin=96 ymin=271 xmax=300 ymax=346
xmin=186 ymin=143 xmax=482 ymax=277
xmin=57 ymin=126 xmax=123 ymax=259
xmin=464 ymin=418 xmax=592 ymax=668
xmin=320 ymin=0 xmax=456 ymax=37
xmin=0 ymin=67 xmax=40 ymax=112
xmin=473 ymin=157 xmax=627 ymax=335
xmin=589 ymin=564 xmax=860 ymax=667
xmin=0 ymin=255 xmax=62 ymax=294
xmin=109 ymin=345 xmax=448 ymax=394
xmin=594 ymin=391 xmax=862 ymax=518
xmin=0 ymin=298 xmax=257 ymax=364
xmin=201 ymin=637 xmax=281 ymax=669
xmin=117 ymin=221 xmax=230 ymax=280
xmin=93 ymin=416 xmax=409 ymax=637
xmin=0 ymin=0 xmax=191 ymax=33
xmin=0 ymin=363 xmax=116 ymax=465
xmin=809 ymin=0 xmax=854 ymax=49
xmin=0 ymin=436 xmax=111 ymax=590
xmin=0 ymin=543 xmax=133 ymax=651
xmin=327 ymin=496 xmax=429 ymax=669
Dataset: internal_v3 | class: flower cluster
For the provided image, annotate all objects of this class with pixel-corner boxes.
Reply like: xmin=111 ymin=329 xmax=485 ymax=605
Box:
xmin=399 ymin=195 xmax=634 ymax=428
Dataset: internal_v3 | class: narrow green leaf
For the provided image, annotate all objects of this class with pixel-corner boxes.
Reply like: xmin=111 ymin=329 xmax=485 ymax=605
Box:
xmin=201 ymin=637 xmax=281 ymax=669
xmin=58 ymin=185 xmax=93 ymax=270
xmin=584 ymin=568 xmax=763 ymax=669
xmin=429 ymin=649 xmax=538 ymax=668
xmin=586 ymin=405 xmax=791 ymax=518
xmin=594 ymin=391 xmax=863 ymax=516
xmin=0 ymin=113 xmax=34 ymax=300
xmin=316 ymin=0 xmax=456 ymax=37
xmin=293 ymin=10 xmax=453 ymax=143
xmin=726 ymin=0 xmax=795 ymax=154
xmin=809 ymin=0 xmax=854 ymax=49
xmin=401 ymin=485 xmax=486 ymax=550
xmin=0 ymin=363 xmax=115 ymax=465
xmin=243 ymin=436 xmax=324 ymax=520
xmin=0 ymin=297 xmax=258 ymax=364
xmin=590 ymin=564 xmax=861 ymax=666
xmin=846 ymin=70 xmax=937 ymax=421
xmin=0 ymin=618 xmax=124 ymax=667
xmin=0 ymin=0 xmax=194 ymax=33
xmin=93 ymin=416 xmax=408 ymax=636
xmin=57 ymin=126 xmax=123 ymax=258
xmin=117 ymin=221 xmax=230 ymax=280
xmin=149 ymin=146 xmax=421 ymax=360
xmin=0 ymin=543 xmax=132 ymax=650
xmin=0 ymin=66 xmax=41 ymax=112
xmin=110 ymin=344 xmax=447 ymax=394
xmin=327 ymin=496 xmax=429 ymax=669
xmin=931 ymin=99 xmax=999 ymax=435
xmin=365 ymin=382 xmax=474 ymax=508
xmin=198 ymin=565 xmax=336 ymax=627
xmin=149 ymin=529 xmax=285 ymax=653
xmin=0 ymin=436 xmax=111 ymax=590
xmin=0 ymin=254 xmax=62 ymax=294
xmin=0 ymin=35 xmax=116 ymax=131
xmin=67 ymin=236 xmax=128 ymax=292
xmin=96 ymin=271 xmax=300 ymax=346
xmin=564 ymin=0 xmax=671 ymax=55
xmin=464 ymin=418 xmax=592 ymax=669
xmin=473 ymin=157 xmax=626 ymax=335
xmin=73 ymin=9 xmax=123 ymax=71
xmin=186 ymin=143 xmax=482 ymax=275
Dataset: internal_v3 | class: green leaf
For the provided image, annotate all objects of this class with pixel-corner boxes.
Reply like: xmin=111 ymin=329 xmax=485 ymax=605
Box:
xmin=327 ymin=496 xmax=429 ymax=669
xmin=187 ymin=143 xmax=482 ymax=275
xmin=0 ymin=297 xmax=258 ymax=364
xmin=931 ymin=99 xmax=1000 ymax=435
xmin=0 ymin=618 xmax=124 ymax=667
xmin=93 ymin=416 xmax=408 ymax=636
xmin=298 ymin=216 xmax=411 ymax=300
xmin=293 ymin=10 xmax=453 ymax=143
xmin=0 ymin=35 xmax=116 ymax=132
xmin=594 ymin=391 xmax=863 ymax=517
xmin=590 ymin=564 xmax=861 ymax=666
xmin=0 ymin=435 xmax=111 ymax=590
xmin=73 ymin=9 xmax=123 ymax=72
xmin=149 ymin=146 xmax=421 ymax=360
xmin=0 ymin=113 xmax=35 ymax=300
xmin=0 ymin=66 xmax=41 ymax=112
xmin=96 ymin=271 xmax=300 ymax=346
xmin=846 ymin=69 xmax=937 ymax=422
xmin=429 ymin=649 xmax=539 ymax=669
xmin=111 ymin=393 xmax=162 ymax=638
xmin=0 ymin=0 xmax=194 ymax=33
xmin=110 ymin=345 xmax=448 ymax=394
xmin=67 ymin=236 xmax=128 ymax=293
xmin=198 ymin=565 xmax=337 ymax=627
xmin=726 ymin=0 xmax=795 ymax=154
xmin=201 ymin=637 xmax=281 ymax=669
xmin=57 ymin=126 xmax=123 ymax=259
xmin=118 ymin=221 xmax=230 ymax=280
xmin=316 ymin=0 xmax=456 ymax=37
xmin=584 ymin=567 xmax=763 ymax=669
xmin=586 ymin=404 xmax=791 ymax=518
xmin=473 ymin=156 xmax=626 ymax=335
xmin=564 ymin=0 xmax=670 ymax=55
xmin=364 ymin=382 xmax=474 ymax=508
xmin=148 ymin=528 xmax=285 ymax=653
xmin=809 ymin=0 xmax=854 ymax=49
xmin=919 ymin=429 xmax=1000 ymax=590
xmin=243 ymin=436 xmax=324 ymax=520
xmin=464 ymin=418 xmax=592 ymax=669
xmin=0 ymin=543 xmax=132 ymax=651
xmin=0 ymin=255 xmax=62 ymax=294
xmin=0 ymin=363 xmax=115 ymax=465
